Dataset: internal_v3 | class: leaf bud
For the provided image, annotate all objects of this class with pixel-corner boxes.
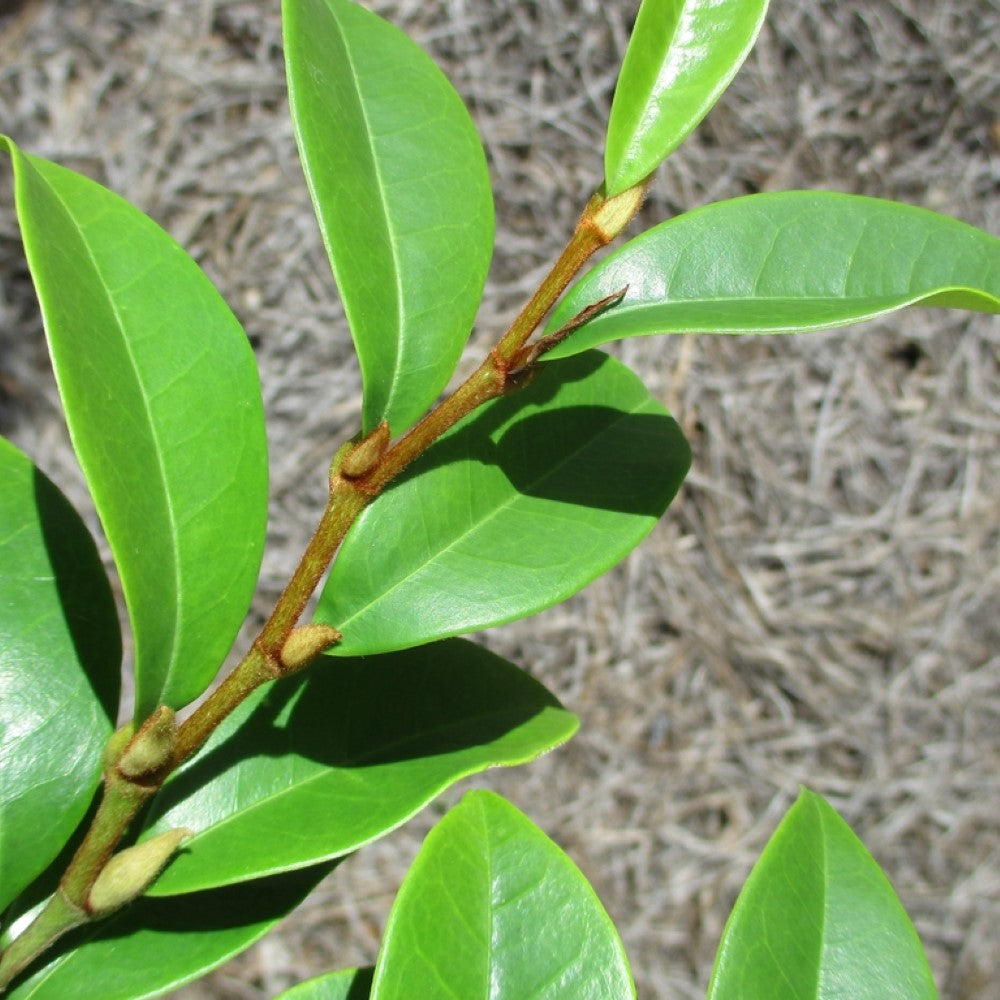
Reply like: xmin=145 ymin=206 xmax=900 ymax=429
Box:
xmin=87 ymin=828 xmax=192 ymax=916
xmin=117 ymin=706 xmax=177 ymax=783
xmin=340 ymin=421 xmax=390 ymax=480
xmin=281 ymin=623 xmax=342 ymax=672
xmin=588 ymin=180 xmax=648 ymax=243
xmin=328 ymin=439 xmax=355 ymax=481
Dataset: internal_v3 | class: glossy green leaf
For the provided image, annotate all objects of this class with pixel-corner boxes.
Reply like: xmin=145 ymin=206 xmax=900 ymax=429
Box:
xmin=0 ymin=438 xmax=120 ymax=913
xmin=371 ymin=790 xmax=635 ymax=1000
xmin=708 ymin=789 xmax=937 ymax=1000
xmin=605 ymin=0 xmax=769 ymax=195
xmin=546 ymin=192 xmax=1000 ymax=356
xmin=316 ymin=351 xmax=690 ymax=655
xmin=283 ymin=0 xmax=494 ymax=435
xmin=140 ymin=639 xmax=576 ymax=895
xmin=1 ymin=139 xmax=269 ymax=719
xmin=5 ymin=864 xmax=331 ymax=1000
xmin=277 ymin=968 xmax=374 ymax=1000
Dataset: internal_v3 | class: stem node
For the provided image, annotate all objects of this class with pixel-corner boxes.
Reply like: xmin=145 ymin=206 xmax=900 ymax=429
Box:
xmin=280 ymin=624 xmax=343 ymax=672
xmin=340 ymin=422 xmax=391 ymax=480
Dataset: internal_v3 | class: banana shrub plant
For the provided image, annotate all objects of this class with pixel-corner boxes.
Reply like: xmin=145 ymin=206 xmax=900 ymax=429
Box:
xmin=1 ymin=0 xmax=997 ymax=996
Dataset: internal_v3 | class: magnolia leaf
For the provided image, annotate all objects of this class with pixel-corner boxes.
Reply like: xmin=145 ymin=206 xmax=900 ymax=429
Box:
xmin=284 ymin=0 xmax=494 ymax=435
xmin=5 ymin=865 xmax=331 ymax=1000
xmin=371 ymin=791 xmax=635 ymax=1000
xmin=708 ymin=789 xmax=937 ymax=1000
xmin=141 ymin=640 xmax=577 ymax=895
xmin=276 ymin=968 xmax=374 ymax=1000
xmin=0 ymin=438 xmax=120 ymax=912
xmin=545 ymin=191 xmax=1000 ymax=356
xmin=317 ymin=351 xmax=689 ymax=655
xmin=605 ymin=0 xmax=769 ymax=195
xmin=1 ymin=139 xmax=268 ymax=719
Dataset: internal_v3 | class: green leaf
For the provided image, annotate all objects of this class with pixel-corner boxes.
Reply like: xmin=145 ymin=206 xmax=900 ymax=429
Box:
xmin=1 ymin=139 xmax=269 ymax=719
xmin=545 ymin=192 xmax=1000 ymax=357
xmin=0 ymin=437 xmax=120 ymax=914
xmin=371 ymin=790 xmax=635 ymax=1000
xmin=604 ymin=0 xmax=770 ymax=195
xmin=707 ymin=789 xmax=937 ymax=1000
xmin=283 ymin=0 xmax=494 ymax=435
xmin=276 ymin=968 xmax=374 ymax=1000
xmin=5 ymin=864 xmax=331 ymax=1000
xmin=140 ymin=639 xmax=576 ymax=895
xmin=316 ymin=351 xmax=690 ymax=655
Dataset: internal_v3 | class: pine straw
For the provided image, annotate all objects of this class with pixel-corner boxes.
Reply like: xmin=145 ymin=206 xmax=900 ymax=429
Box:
xmin=1 ymin=1 xmax=997 ymax=997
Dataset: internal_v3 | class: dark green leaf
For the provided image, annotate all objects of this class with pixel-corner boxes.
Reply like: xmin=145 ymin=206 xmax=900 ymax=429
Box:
xmin=141 ymin=639 xmax=576 ymax=895
xmin=371 ymin=790 xmax=635 ymax=1000
xmin=1 ymin=139 xmax=269 ymax=719
xmin=283 ymin=0 xmax=494 ymax=435
xmin=316 ymin=351 xmax=689 ymax=655
xmin=0 ymin=437 xmax=120 ymax=913
xmin=605 ymin=0 xmax=769 ymax=195
xmin=5 ymin=864 xmax=331 ymax=1000
xmin=276 ymin=968 xmax=374 ymax=1000
xmin=707 ymin=789 xmax=937 ymax=1000
xmin=546 ymin=192 xmax=1000 ymax=356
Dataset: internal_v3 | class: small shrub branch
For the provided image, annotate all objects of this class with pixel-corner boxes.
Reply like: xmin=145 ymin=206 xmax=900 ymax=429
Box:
xmin=0 ymin=179 xmax=644 ymax=990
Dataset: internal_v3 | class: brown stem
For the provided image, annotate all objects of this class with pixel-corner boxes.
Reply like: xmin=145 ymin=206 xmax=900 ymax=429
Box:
xmin=495 ymin=196 xmax=605 ymax=365
xmin=0 ymin=179 xmax=647 ymax=989
xmin=162 ymin=180 xmax=652 ymax=773
xmin=509 ymin=286 xmax=629 ymax=371
xmin=364 ymin=352 xmax=505 ymax=494
xmin=173 ymin=476 xmax=366 ymax=766
xmin=495 ymin=179 xmax=648 ymax=365
xmin=171 ymin=643 xmax=277 ymax=765
xmin=0 ymin=731 xmax=159 ymax=992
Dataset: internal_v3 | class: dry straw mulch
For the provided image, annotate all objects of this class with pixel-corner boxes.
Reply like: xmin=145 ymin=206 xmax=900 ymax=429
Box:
xmin=1 ymin=1 xmax=997 ymax=997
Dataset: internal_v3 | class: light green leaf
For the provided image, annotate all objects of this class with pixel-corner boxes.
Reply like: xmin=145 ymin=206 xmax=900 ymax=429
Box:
xmin=707 ymin=789 xmax=937 ymax=1000
xmin=140 ymin=639 xmax=576 ymax=895
xmin=276 ymin=968 xmax=374 ymax=1000
xmin=283 ymin=0 xmax=494 ymax=435
xmin=605 ymin=0 xmax=770 ymax=195
xmin=371 ymin=790 xmax=635 ymax=1000
xmin=316 ymin=351 xmax=689 ymax=655
xmin=2 ymin=139 xmax=269 ymax=719
xmin=0 ymin=438 xmax=120 ymax=913
xmin=545 ymin=191 xmax=1000 ymax=356
xmin=5 ymin=864 xmax=331 ymax=1000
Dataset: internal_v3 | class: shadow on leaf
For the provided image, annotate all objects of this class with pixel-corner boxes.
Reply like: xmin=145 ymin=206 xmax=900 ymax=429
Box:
xmin=145 ymin=639 xmax=565 ymax=824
